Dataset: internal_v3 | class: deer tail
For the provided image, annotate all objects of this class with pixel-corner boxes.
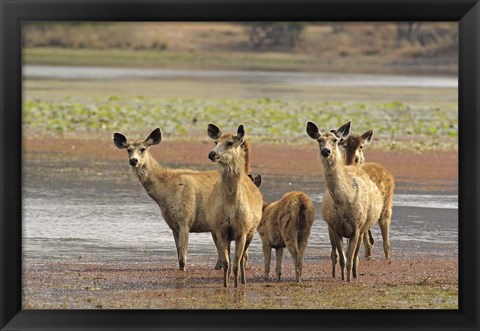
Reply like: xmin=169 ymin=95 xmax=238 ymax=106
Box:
xmin=296 ymin=194 xmax=314 ymax=253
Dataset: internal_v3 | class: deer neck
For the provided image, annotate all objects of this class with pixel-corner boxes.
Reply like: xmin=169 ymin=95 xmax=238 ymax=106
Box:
xmin=133 ymin=152 xmax=168 ymax=190
xmin=218 ymin=151 xmax=245 ymax=198
xmin=321 ymin=150 xmax=354 ymax=204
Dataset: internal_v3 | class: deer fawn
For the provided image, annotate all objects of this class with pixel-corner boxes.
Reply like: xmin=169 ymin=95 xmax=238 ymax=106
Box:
xmin=113 ymin=128 xmax=224 ymax=271
xmin=206 ymin=124 xmax=263 ymax=288
xmin=340 ymin=129 xmax=395 ymax=259
xmin=306 ymin=121 xmax=382 ymax=281
xmin=258 ymin=191 xmax=314 ymax=282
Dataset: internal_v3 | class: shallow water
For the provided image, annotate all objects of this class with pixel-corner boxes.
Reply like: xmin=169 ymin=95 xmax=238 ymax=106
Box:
xmin=23 ymin=65 xmax=458 ymax=89
xmin=23 ymin=172 xmax=458 ymax=264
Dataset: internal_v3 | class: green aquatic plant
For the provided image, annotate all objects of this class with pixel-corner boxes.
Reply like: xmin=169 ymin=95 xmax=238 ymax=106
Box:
xmin=23 ymin=96 xmax=457 ymax=149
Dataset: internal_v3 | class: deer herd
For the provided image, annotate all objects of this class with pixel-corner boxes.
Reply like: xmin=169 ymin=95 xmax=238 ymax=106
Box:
xmin=113 ymin=120 xmax=395 ymax=288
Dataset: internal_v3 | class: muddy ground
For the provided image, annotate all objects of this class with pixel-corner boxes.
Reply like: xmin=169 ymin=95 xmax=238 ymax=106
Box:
xmin=23 ymin=252 xmax=457 ymax=309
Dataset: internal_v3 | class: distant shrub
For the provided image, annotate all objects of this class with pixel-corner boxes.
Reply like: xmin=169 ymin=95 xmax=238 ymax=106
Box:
xmin=247 ymin=22 xmax=307 ymax=50
xmin=22 ymin=23 xmax=168 ymax=51
xmin=396 ymin=22 xmax=454 ymax=47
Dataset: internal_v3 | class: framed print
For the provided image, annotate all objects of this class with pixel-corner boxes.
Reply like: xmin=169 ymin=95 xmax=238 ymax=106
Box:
xmin=1 ymin=0 xmax=479 ymax=330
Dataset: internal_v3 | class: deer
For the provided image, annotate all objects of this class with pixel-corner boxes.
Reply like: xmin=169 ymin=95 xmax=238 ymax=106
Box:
xmin=113 ymin=128 xmax=250 ymax=271
xmin=306 ymin=121 xmax=382 ymax=281
xmin=206 ymin=124 xmax=263 ymax=288
xmin=340 ymin=129 xmax=395 ymax=259
xmin=257 ymin=191 xmax=314 ymax=283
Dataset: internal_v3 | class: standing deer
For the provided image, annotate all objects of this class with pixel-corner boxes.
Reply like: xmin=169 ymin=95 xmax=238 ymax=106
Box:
xmin=340 ymin=129 xmax=395 ymax=259
xmin=306 ymin=121 xmax=382 ymax=281
xmin=113 ymin=128 xmax=229 ymax=271
xmin=258 ymin=191 xmax=314 ymax=282
xmin=206 ymin=124 xmax=263 ymax=288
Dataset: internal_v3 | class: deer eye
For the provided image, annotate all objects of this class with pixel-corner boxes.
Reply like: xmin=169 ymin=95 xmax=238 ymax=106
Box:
xmin=360 ymin=146 xmax=363 ymax=149
xmin=333 ymin=138 xmax=338 ymax=143
xmin=227 ymin=142 xmax=234 ymax=147
xmin=214 ymin=141 xmax=218 ymax=145
xmin=127 ymin=148 xmax=132 ymax=153
xmin=140 ymin=148 xmax=146 ymax=153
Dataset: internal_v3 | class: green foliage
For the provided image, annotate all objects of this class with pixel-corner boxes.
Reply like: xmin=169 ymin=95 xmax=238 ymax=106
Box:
xmin=24 ymin=96 xmax=457 ymax=147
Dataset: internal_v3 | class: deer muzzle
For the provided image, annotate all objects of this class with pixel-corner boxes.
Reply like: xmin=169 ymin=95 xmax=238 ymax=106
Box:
xmin=208 ymin=151 xmax=219 ymax=162
xmin=129 ymin=158 xmax=138 ymax=166
xmin=321 ymin=148 xmax=331 ymax=157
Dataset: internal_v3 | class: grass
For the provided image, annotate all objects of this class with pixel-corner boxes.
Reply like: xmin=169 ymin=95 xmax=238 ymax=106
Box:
xmin=24 ymin=96 xmax=458 ymax=151
xmin=23 ymin=47 xmax=336 ymax=73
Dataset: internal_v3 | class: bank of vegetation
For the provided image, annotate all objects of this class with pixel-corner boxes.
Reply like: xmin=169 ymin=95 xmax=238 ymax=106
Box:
xmin=23 ymin=22 xmax=457 ymax=74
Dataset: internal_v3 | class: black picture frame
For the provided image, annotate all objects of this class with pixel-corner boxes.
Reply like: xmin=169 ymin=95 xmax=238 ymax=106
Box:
xmin=1 ymin=1 xmax=478 ymax=330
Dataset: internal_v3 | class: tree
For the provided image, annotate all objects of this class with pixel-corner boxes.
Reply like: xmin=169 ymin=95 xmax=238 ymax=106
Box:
xmin=247 ymin=22 xmax=306 ymax=50
xmin=396 ymin=22 xmax=439 ymax=47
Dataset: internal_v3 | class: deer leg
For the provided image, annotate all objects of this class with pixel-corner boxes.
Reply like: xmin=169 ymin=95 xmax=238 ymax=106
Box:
xmin=240 ymin=233 xmax=253 ymax=285
xmin=244 ymin=250 xmax=250 ymax=270
xmin=262 ymin=242 xmax=272 ymax=281
xmin=275 ymin=247 xmax=284 ymax=281
xmin=172 ymin=230 xmax=181 ymax=268
xmin=296 ymin=235 xmax=309 ymax=282
xmin=363 ymin=230 xmax=374 ymax=260
xmin=211 ymin=232 xmax=223 ymax=270
xmin=328 ymin=227 xmax=338 ymax=278
xmin=294 ymin=249 xmax=303 ymax=283
xmin=379 ymin=210 xmax=392 ymax=259
xmin=233 ymin=235 xmax=247 ymax=288
xmin=177 ymin=227 xmax=190 ymax=271
xmin=346 ymin=231 xmax=360 ymax=282
xmin=298 ymin=230 xmax=310 ymax=258
xmin=353 ymin=234 xmax=363 ymax=278
xmin=333 ymin=234 xmax=346 ymax=281
xmin=216 ymin=237 xmax=230 ymax=288
xmin=284 ymin=236 xmax=301 ymax=282
xmin=228 ymin=241 xmax=231 ymax=264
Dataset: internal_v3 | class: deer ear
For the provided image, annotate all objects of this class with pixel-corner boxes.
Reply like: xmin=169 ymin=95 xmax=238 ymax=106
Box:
xmin=306 ymin=121 xmax=321 ymax=139
xmin=208 ymin=124 xmax=222 ymax=140
xmin=334 ymin=121 xmax=351 ymax=138
xmin=248 ymin=173 xmax=262 ymax=188
xmin=145 ymin=128 xmax=162 ymax=146
xmin=236 ymin=124 xmax=245 ymax=143
xmin=254 ymin=173 xmax=262 ymax=188
xmin=113 ymin=132 xmax=129 ymax=149
xmin=361 ymin=129 xmax=374 ymax=144
xmin=330 ymin=129 xmax=345 ymax=144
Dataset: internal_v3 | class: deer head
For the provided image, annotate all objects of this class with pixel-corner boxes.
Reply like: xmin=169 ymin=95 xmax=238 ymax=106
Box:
xmin=207 ymin=124 xmax=245 ymax=164
xmin=340 ymin=129 xmax=374 ymax=166
xmin=306 ymin=121 xmax=351 ymax=163
xmin=113 ymin=128 xmax=162 ymax=168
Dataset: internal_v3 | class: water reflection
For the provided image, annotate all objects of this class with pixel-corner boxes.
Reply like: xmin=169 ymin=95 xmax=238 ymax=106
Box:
xmin=23 ymin=175 xmax=458 ymax=262
xmin=23 ymin=65 xmax=458 ymax=88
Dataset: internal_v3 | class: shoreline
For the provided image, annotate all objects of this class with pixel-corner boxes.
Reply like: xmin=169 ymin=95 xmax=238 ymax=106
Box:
xmin=23 ymin=47 xmax=458 ymax=77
